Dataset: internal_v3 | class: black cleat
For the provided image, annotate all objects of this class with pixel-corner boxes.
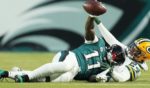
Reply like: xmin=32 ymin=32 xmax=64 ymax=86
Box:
xmin=15 ymin=75 xmax=29 ymax=83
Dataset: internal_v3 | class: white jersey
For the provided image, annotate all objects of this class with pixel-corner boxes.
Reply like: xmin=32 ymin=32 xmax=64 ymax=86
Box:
xmin=95 ymin=52 xmax=147 ymax=82
xmin=111 ymin=47 xmax=149 ymax=82
xmin=111 ymin=55 xmax=142 ymax=82
xmin=96 ymin=21 xmax=148 ymax=82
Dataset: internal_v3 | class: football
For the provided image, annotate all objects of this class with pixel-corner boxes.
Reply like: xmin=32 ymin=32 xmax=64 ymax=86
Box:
xmin=83 ymin=0 xmax=107 ymax=16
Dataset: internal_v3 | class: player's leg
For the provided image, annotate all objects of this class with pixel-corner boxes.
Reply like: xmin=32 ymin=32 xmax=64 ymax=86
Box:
xmin=27 ymin=51 xmax=76 ymax=79
xmin=9 ymin=68 xmax=58 ymax=82
xmin=34 ymin=55 xmax=79 ymax=82
xmin=15 ymin=51 xmax=79 ymax=82
xmin=0 ymin=52 xmax=62 ymax=81
xmin=0 ymin=66 xmax=74 ymax=82
xmin=50 ymin=60 xmax=79 ymax=82
xmin=0 ymin=51 xmax=68 ymax=82
xmin=9 ymin=70 xmax=52 ymax=82
xmin=32 ymin=52 xmax=67 ymax=82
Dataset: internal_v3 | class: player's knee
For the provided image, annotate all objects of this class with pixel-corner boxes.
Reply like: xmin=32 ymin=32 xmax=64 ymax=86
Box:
xmin=52 ymin=52 xmax=62 ymax=63
xmin=63 ymin=62 xmax=74 ymax=71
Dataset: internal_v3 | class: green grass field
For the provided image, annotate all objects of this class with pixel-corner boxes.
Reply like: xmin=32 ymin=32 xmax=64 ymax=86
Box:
xmin=0 ymin=52 xmax=150 ymax=88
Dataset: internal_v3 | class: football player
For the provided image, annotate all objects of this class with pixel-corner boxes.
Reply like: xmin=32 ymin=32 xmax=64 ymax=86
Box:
xmin=0 ymin=16 xmax=124 ymax=82
xmin=0 ymin=16 xmax=150 ymax=83
xmin=88 ymin=16 xmax=150 ymax=82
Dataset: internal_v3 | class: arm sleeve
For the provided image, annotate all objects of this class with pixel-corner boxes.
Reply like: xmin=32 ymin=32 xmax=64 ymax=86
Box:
xmin=95 ymin=18 xmax=127 ymax=48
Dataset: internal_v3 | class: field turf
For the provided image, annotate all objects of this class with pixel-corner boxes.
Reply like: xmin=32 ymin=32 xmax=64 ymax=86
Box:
xmin=0 ymin=52 xmax=150 ymax=88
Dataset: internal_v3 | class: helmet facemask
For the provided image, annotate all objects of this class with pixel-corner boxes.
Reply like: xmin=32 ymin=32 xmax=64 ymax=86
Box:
xmin=107 ymin=44 xmax=125 ymax=65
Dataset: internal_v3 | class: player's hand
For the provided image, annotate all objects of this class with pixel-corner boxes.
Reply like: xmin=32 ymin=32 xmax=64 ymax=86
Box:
xmin=89 ymin=15 xmax=96 ymax=18
xmin=96 ymin=74 xmax=109 ymax=82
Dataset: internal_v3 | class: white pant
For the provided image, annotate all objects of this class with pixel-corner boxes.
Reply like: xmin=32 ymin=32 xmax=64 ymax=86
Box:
xmin=8 ymin=36 xmax=99 ymax=82
xmin=50 ymin=51 xmax=80 ymax=82
xmin=9 ymin=51 xmax=80 ymax=82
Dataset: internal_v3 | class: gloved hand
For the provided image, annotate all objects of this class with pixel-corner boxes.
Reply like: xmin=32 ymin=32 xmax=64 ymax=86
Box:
xmin=88 ymin=68 xmax=110 ymax=82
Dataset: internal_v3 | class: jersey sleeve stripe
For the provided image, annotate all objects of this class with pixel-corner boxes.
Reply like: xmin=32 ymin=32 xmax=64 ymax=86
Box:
xmin=126 ymin=65 xmax=136 ymax=81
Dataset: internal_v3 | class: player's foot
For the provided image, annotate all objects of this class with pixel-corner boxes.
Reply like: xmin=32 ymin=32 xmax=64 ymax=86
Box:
xmin=15 ymin=75 xmax=29 ymax=83
xmin=0 ymin=69 xmax=8 ymax=79
xmin=11 ymin=67 xmax=22 ymax=72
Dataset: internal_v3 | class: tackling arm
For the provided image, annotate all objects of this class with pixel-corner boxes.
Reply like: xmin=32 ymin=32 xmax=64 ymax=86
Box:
xmin=94 ymin=17 xmax=126 ymax=48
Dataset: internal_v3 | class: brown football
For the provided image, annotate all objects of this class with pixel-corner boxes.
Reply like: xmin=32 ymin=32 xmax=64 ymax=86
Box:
xmin=83 ymin=0 xmax=107 ymax=16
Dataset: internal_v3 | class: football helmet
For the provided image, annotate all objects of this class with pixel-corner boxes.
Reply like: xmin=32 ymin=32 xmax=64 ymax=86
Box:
xmin=128 ymin=38 xmax=150 ymax=62
xmin=107 ymin=44 xmax=125 ymax=65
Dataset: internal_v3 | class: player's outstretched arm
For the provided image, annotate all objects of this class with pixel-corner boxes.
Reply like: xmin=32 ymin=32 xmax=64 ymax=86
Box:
xmin=85 ymin=16 xmax=95 ymax=41
xmin=94 ymin=17 xmax=126 ymax=48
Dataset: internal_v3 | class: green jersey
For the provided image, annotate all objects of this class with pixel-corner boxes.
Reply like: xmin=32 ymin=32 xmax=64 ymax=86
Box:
xmin=72 ymin=38 xmax=110 ymax=80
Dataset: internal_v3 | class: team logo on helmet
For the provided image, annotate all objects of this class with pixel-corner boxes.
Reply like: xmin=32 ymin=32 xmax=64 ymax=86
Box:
xmin=146 ymin=47 xmax=150 ymax=53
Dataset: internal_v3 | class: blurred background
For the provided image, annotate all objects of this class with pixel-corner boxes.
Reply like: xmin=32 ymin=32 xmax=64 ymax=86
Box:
xmin=0 ymin=0 xmax=149 ymax=52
